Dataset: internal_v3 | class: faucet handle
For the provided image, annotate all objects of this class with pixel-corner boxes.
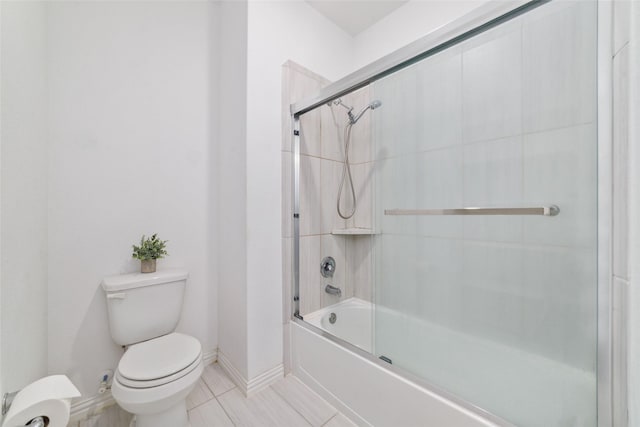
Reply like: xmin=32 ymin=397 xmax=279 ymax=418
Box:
xmin=320 ymin=256 xmax=336 ymax=278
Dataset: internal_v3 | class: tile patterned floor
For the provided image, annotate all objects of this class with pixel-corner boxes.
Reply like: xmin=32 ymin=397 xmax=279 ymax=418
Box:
xmin=72 ymin=363 xmax=356 ymax=427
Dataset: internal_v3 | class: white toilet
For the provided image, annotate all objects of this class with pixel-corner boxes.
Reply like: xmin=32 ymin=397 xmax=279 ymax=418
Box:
xmin=101 ymin=269 xmax=203 ymax=427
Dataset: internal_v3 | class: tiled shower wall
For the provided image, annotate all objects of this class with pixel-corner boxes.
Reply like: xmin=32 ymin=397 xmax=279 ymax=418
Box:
xmin=281 ymin=61 xmax=374 ymax=329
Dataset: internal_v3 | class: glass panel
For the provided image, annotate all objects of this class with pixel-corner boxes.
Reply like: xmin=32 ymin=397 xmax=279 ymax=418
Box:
xmin=296 ymin=80 xmax=377 ymax=353
xmin=372 ymin=1 xmax=598 ymax=426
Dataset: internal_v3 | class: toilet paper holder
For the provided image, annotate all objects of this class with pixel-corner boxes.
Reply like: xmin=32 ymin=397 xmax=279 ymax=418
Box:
xmin=2 ymin=391 xmax=17 ymax=416
xmin=23 ymin=417 xmax=47 ymax=427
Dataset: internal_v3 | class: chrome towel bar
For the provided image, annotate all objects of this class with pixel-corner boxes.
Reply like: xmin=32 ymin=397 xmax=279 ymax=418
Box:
xmin=384 ymin=205 xmax=560 ymax=216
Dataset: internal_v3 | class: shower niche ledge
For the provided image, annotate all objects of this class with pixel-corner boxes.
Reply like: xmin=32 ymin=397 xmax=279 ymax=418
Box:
xmin=331 ymin=228 xmax=377 ymax=235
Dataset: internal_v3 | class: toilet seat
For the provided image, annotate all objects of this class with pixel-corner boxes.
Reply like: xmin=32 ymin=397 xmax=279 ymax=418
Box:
xmin=117 ymin=333 xmax=202 ymax=389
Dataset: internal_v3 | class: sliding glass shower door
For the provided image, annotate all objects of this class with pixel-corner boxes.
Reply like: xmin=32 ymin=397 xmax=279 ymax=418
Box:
xmin=371 ymin=1 xmax=598 ymax=426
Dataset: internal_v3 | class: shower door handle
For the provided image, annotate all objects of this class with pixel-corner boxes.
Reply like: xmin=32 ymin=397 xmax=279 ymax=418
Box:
xmin=384 ymin=205 xmax=560 ymax=216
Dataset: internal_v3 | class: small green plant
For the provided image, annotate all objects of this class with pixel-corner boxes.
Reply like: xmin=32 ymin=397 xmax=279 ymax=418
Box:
xmin=132 ymin=234 xmax=168 ymax=261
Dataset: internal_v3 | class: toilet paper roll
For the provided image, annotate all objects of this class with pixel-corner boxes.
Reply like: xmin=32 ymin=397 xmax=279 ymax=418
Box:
xmin=2 ymin=375 xmax=80 ymax=427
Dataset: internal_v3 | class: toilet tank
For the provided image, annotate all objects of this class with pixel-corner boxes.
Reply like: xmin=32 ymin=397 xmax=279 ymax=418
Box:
xmin=101 ymin=269 xmax=189 ymax=346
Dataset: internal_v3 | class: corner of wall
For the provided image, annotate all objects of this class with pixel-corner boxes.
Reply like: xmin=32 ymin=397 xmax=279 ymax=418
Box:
xmin=218 ymin=349 xmax=283 ymax=397
xmin=216 ymin=0 xmax=250 ymax=380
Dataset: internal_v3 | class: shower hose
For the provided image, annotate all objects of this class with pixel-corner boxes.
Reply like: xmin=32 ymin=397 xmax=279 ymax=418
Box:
xmin=337 ymin=123 xmax=356 ymax=219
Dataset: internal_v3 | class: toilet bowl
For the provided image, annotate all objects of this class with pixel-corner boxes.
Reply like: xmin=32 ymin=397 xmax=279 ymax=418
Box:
xmin=111 ymin=333 xmax=203 ymax=427
xmin=111 ymin=333 xmax=202 ymax=427
xmin=101 ymin=270 xmax=202 ymax=427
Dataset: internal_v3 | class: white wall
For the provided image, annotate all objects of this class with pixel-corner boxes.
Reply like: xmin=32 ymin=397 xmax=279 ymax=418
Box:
xmin=352 ymin=1 xmax=484 ymax=69
xmin=244 ymin=1 xmax=354 ymax=379
xmin=0 ymin=0 xmax=49 ymax=397
xmin=46 ymin=1 xmax=219 ymax=397
xmin=0 ymin=0 xmax=363 ymax=401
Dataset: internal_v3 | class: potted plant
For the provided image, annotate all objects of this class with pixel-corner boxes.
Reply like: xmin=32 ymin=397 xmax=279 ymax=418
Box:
xmin=132 ymin=234 xmax=168 ymax=273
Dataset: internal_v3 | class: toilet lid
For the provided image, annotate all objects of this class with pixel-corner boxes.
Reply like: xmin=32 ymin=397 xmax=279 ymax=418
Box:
xmin=118 ymin=333 xmax=202 ymax=382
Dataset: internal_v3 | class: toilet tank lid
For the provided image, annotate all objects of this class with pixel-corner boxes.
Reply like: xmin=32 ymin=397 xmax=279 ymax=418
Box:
xmin=101 ymin=269 xmax=188 ymax=292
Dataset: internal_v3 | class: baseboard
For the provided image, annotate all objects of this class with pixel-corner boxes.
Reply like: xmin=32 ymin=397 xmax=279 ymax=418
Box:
xmin=247 ymin=363 xmax=284 ymax=396
xmin=217 ymin=350 xmax=284 ymax=396
xmin=68 ymin=391 xmax=116 ymax=425
xmin=203 ymin=348 xmax=218 ymax=365
xmin=217 ymin=350 xmax=248 ymax=393
xmin=68 ymin=348 xmax=218 ymax=424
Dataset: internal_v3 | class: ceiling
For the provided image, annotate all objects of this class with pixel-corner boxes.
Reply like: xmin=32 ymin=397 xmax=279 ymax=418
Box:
xmin=306 ymin=1 xmax=408 ymax=36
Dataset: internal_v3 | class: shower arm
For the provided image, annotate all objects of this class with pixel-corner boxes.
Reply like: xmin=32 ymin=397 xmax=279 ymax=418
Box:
xmin=348 ymin=105 xmax=369 ymax=125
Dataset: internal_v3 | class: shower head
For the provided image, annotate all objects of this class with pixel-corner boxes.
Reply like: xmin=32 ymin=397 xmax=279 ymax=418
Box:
xmin=348 ymin=99 xmax=382 ymax=125
xmin=370 ymin=100 xmax=382 ymax=110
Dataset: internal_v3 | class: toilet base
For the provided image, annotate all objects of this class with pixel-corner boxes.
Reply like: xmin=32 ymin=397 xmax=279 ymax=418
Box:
xmin=129 ymin=400 xmax=190 ymax=427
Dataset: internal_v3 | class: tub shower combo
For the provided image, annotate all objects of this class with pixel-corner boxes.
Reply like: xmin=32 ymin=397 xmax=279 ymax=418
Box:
xmin=289 ymin=1 xmax=608 ymax=426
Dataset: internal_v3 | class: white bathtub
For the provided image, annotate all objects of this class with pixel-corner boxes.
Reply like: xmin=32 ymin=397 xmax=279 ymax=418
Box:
xmin=294 ymin=298 xmax=596 ymax=427
xmin=304 ymin=298 xmax=373 ymax=352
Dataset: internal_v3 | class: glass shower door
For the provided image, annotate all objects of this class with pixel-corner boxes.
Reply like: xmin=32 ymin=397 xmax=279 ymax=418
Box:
xmin=371 ymin=1 xmax=598 ymax=426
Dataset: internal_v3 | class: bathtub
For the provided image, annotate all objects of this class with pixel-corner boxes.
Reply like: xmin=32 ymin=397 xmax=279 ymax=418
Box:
xmin=304 ymin=298 xmax=373 ymax=352
xmin=293 ymin=298 xmax=595 ymax=427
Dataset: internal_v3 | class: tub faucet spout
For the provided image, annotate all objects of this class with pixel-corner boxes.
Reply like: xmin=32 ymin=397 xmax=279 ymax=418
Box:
xmin=325 ymin=284 xmax=342 ymax=297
